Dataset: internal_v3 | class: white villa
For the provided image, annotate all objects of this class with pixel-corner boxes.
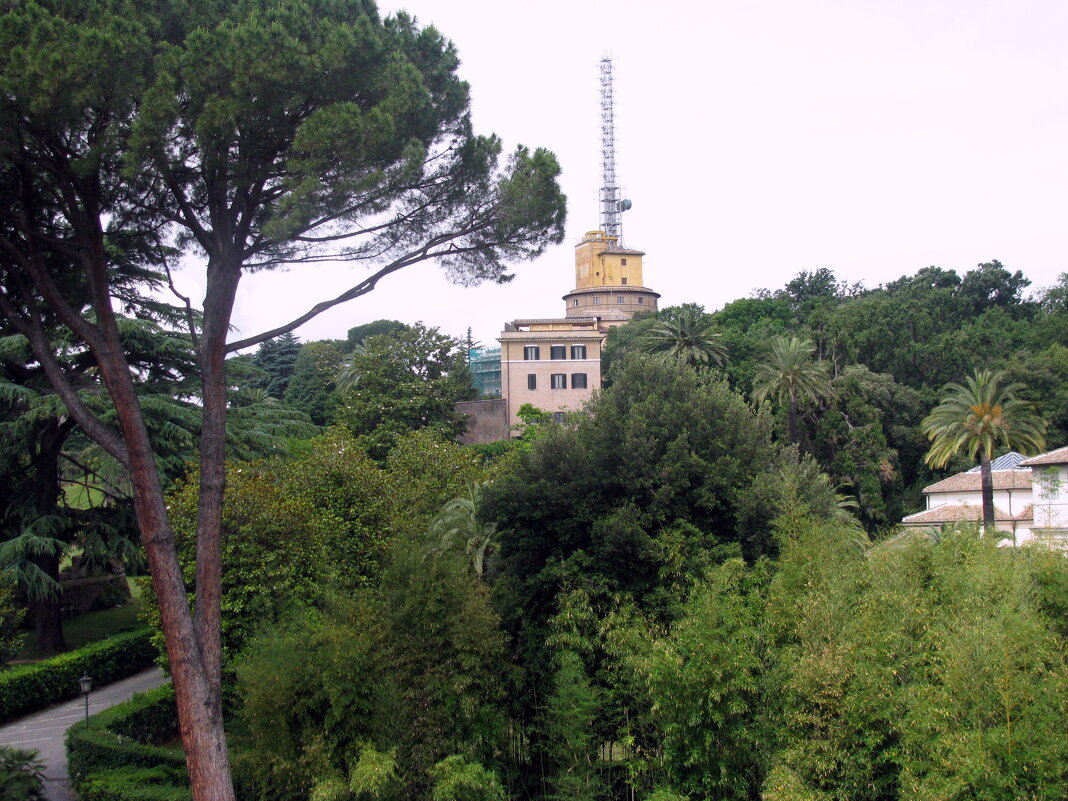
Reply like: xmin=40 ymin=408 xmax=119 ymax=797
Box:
xmin=901 ymin=446 xmax=1068 ymax=546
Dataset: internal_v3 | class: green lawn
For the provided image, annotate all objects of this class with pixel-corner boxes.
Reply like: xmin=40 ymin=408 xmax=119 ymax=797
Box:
xmin=15 ymin=580 xmax=146 ymax=662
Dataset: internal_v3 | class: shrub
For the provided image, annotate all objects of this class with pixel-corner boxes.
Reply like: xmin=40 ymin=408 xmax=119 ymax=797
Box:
xmin=0 ymin=628 xmax=155 ymax=723
xmin=76 ymin=766 xmax=189 ymax=801
xmin=59 ymin=575 xmax=131 ymax=617
xmin=66 ymin=684 xmax=185 ymax=797
xmin=0 ymin=746 xmax=45 ymax=801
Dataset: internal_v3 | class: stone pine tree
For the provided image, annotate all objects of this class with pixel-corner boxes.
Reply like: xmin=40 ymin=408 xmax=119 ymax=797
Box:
xmin=0 ymin=2 xmax=566 ymax=799
xmin=922 ymin=369 xmax=1046 ymax=532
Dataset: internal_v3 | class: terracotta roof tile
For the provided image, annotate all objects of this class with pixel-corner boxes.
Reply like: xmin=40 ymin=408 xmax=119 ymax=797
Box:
xmin=923 ymin=470 xmax=1032 ymax=494
xmin=902 ymin=503 xmax=1014 ymax=525
xmin=1019 ymin=446 xmax=1068 ymax=466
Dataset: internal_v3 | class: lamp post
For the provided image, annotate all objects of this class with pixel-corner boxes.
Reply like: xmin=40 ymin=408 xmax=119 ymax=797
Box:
xmin=79 ymin=673 xmax=91 ymax=723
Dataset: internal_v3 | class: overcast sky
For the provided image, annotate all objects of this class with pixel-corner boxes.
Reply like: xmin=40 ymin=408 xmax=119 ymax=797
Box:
xmin=216 ymin=0 xmax=1068 ymax=349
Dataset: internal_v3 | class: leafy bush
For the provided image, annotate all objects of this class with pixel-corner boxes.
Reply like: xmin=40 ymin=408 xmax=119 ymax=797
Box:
xmin=66 ymin=685 xmax=185 ymax=797
xmin=0 ymin=628 xmax=155 ymax=723
xmin=75 ymin=766 xmax=189 ymax=801
xmin=235 ymin=541 xmax=508 ymax=801
xmin=59 ymin=575 xmax=131 ymax=617
xmin=0 ymin=746 xmax=45 ymax=801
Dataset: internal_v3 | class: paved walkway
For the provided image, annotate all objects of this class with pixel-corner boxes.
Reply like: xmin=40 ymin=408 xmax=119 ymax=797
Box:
xmin=0 ymin=667 xmax=169 ymax=801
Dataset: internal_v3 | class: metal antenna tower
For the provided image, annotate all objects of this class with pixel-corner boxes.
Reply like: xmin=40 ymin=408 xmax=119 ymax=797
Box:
xmin=599 ymin=57 xmax=630 ymax=243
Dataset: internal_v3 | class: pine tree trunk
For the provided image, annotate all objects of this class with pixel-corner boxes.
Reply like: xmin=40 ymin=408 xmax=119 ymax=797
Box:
xmin=30 ymin=552 xmax=65 ymax=654
xmin=84 ymin=238 xmax=236 ymax=801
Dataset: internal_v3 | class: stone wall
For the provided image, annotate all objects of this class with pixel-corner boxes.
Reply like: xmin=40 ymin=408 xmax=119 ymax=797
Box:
xmin=456 ymin=398 xmax=509 ymax=444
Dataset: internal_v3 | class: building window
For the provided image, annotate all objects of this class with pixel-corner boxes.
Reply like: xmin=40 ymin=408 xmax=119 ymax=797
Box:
xmin=550 ymin=345 xmax=566 ymax=360
xmin=638 ymin=297 xmax=644 ymax=304
xmin=551 ymin=373 xmax=566 ymax=390
xmin=527 ymin=374 xmax=536 ymax=390
xmin=571 ymin=373 xmax=588 ymax=389
xmin=621 ymin=277 xmax=627 ymax=285
xmin=617 ymin=296 xmax=625 ymax=304
xmin=523 ymin=345 xmax=539 ymax=360
xmin=571 ymin=344 xmax=586 ymax=360
xmin=621 ymin=258 xmax=627 ymax=266
xmin=573 ymin=299 xmax=579 ymax=306
xmin=552 ymin=412 xmax=566 ymax=424
xmin=1040 ymin=467 xmax=1062 ymax=499
xmin=593 ymin=296 xmax=601 ymax=305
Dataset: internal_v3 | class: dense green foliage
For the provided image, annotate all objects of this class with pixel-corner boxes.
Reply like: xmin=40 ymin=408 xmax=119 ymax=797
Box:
xmin=0 ymin=629 xmax=154 ymax=723
xmin=233 ymin=542 xmax=508 ymax=800
xmin=603 ymin=264 xmax=1068 ymax=535
xmin=0 ymin=746 xmax=45 ymax=801
xmin=66 ymin=685 xmax=186 ymax=800
xmin=334 ymin=324 xmax=476 ymax=458
xmin=145 ymin=428 xmax=489 ymax=663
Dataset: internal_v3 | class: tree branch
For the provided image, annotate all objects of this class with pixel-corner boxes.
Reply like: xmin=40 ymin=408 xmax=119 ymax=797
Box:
xmin=0 ymin=287 xmax=131 ymax=468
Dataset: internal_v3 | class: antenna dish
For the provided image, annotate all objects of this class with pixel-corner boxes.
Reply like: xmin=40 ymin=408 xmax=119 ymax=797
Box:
xmin=618 ymin=199 xmax=632 ymax=212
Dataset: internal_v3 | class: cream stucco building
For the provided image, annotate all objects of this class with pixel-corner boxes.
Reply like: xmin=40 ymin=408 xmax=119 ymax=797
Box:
xmin=900 ymin=446 xmax=1068 ymax=547
xmin=497 ymin=230 xmax=659 ymax=428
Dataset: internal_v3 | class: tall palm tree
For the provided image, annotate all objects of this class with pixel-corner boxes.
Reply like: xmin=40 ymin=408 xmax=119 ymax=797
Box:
xmin=751 ymin=336 xmax=833 ymax=445
xmin=429 ymin=480 xmax=496 ymax=579
xmin=922 ymin=369 xmax=1046 ymax=532
xmin=642 ymin=309 xmax=728 ymax=368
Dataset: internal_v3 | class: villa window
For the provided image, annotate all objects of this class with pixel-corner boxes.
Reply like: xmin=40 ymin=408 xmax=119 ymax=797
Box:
xmin=1040 ymin=467 xmax=1062 ymax=499
xmin=571 ymin=373 xmax=588 ymax=389
xmin=552 ymin=412 xmax=566 ymax=423
xmin=550 ymin=345 xmax=566 ymax=360
xmin=573 ymin=299 xmax=579 ymax=306
xmin=617 ymin=296 xmax=625 ymax=304
xmin=571 ymin=344 xmax=586 ymax=360
xmin=551 ymin=373 xmax=567 ymax=390
xmin=523 ymin=345 xmax=539 ymax=360
xmin=621 ymin=277 xmax=627 ymax=285
xmin=638 ymin=297 xmax=644 ymax=304
xmin=527 ymin=374 xmax=536 ymax=390
xmin=593 ymin=297 xmax=601 ymax=305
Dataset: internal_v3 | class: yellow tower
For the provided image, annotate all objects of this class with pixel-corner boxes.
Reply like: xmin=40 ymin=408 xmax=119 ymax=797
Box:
xmin=563 ymin=230 xmax=658 ymax=327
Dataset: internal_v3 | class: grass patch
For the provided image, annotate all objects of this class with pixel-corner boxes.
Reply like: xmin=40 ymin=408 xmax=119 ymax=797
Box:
xmin=16 ymin=595 xmax=145 ymax=662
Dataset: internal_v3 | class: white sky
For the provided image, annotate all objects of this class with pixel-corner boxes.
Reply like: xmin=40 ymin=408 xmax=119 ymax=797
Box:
xmin=207 ymin=0 xmax=1068 ymax=349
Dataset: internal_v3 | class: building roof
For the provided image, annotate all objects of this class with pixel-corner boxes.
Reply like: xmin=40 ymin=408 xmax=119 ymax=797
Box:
xmin=902 ymin=503 xmax=1015 ymax=525
xmin=1019 ymin=446 xmax=1068 ymax=466
xmin=497 ymin=331 xmax=606 ymax=343
xmin=966 ymin=451 xmax=1028 ymax=472
xmin=923 ymin=469 xmax=1032 ymax=494
xmin=509 ymin=317 xmax=598 ymax=326
xmin=563 ymin=286 xmax=660 ymax=297
xmin=1014 ymin=504 xmax=1035 ymax=522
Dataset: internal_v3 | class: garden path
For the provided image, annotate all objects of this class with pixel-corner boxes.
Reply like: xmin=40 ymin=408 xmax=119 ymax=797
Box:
xmin=0 ymin=667 xmax=167 ymax=801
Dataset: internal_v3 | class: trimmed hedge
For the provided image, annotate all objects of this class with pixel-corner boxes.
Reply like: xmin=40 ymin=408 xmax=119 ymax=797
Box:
xmin=66 ymin=684 xmax=189 ymax=800
xmin=77 ymin=767 xmax=190 ymax=801
xmin=0 ymin=628 xmax=156 ymax=723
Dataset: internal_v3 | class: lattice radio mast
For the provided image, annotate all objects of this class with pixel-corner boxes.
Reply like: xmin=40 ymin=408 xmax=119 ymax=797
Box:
xmin=599 ymin=56 xmax=631 ymax=244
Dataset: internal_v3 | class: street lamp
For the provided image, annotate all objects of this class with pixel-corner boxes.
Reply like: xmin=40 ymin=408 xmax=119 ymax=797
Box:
xmin=79 ymin=673 xmax=91 ymax=723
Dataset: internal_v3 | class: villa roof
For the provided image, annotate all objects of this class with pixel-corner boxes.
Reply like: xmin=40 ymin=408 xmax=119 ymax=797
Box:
xmin=509 ymin=317 xmax=598 ymax=326
xmin=923 ymin=470 xmax=1032 ymax=494
xmin=966 ymin=451 xmax=1028 ymax=472
xmin=902 ymin=504 xmax=1015 ymax=525
xmin=1019 ymin=446 xmax=1068 ymax=466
